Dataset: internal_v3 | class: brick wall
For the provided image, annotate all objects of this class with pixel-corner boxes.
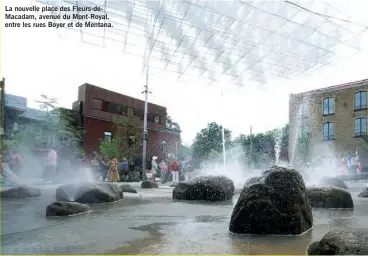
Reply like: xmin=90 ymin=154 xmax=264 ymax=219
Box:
xmin=289 ymin=79 xmax=368 ymax=163
xmin=83 ymin=116 xmax=180 ymax=161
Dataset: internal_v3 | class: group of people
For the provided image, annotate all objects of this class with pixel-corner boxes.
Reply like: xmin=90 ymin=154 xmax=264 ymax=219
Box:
xmin=149 ymin=156 xmax=192 ymax=184
xmin=4 ymin=147 xmax=193 ymax=184
xmin=6 ymin=147 xmax=58 ymax=181
xmin=90 ymin=153 xmax=129 ymax=182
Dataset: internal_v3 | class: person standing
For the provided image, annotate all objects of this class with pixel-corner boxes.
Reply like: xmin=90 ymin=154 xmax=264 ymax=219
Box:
xmin=100 ymin=156 xmax=110 ymax=181
xmin=170 ymin=158 xmax=180 ymax=183
xmin=43 ymin=146 xmax=58 ymax=183
xmin=9 ymin=150 xmax=23 ymax=175
xmin=151 ymin=156 xmax=158 ymax=183
xmin=160 ymin=160 xmax=168 ymax=183
xmin=107 ymin=157 xmax=120 ymax=182
xmin=120 ymin=158 xmax=129 ymax=178
xmin=91 ymin=153 xmax=101 ymax=181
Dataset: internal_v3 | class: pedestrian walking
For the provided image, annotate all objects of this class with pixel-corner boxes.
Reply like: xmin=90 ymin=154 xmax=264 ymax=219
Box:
xmin=151 ymin=156 xmax=158 ymax=183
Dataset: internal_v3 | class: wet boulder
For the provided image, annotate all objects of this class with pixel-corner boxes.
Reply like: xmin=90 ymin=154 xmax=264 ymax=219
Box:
xmin=172 ymin=175 xmax=235 ymax=202
xmin=1 ymin=185 xmax=41 ymax=198
xmin=56 ymin=182 xmax=123 ymax=203
xmin=307 ymin=187 xmax=354 ymax=208
xmin=318 ymin=176 xmax=348 ymax=189
xmin=308 ymin=229 xmax=368 ymax=255
xmin=358 ymin=188 xmax=368 ymax=198
xmin=120 ymin=184 xmax=137 ymax=193
xmin=229 ymin=166 xmax=313 ymax=235
xmin=46 ymin=201 xmax=90 ymax=217
xmin=141 ymin=180 xmax=159 ymax=189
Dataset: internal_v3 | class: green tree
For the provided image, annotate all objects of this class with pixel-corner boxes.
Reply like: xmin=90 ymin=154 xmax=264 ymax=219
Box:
xmin=280 ymin=124 xmax=289 ymax=162
xmin=192 ymin=122 xmax=231 ymax=163
xmin=99 ymin=117 xmax=143 ymax=163
xmin=295 ymin=132 xmax=311 ymax=164
xmin=3 ymin=94 xmax=83 ymax=153
xmin=179 ymin=143 xmax=192 ymax=159
xmin=235 ymin=124 xmax=289 ymax=167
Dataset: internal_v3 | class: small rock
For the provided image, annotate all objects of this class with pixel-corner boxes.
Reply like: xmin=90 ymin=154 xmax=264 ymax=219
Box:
xmin=46 ymin=201 xmax=90 ymax=216
xmin=1 ymin=185 xmax=41 ymax=198
xmin=141 ymin=180 xmax=159 ymax=189
xmin=120 ymin=184 xmax=137 ymax=193
xmin=308 ymin=229 xmax=368 ymax=255
xmin=229 ymin=165 xmax=313 ymax=235
xmin=307 ymin=187 xmax=354 ymax=208
xmin=56 ymin=183 xmax=123 ymax=203
xmin=318 ymin=176 xmax=348 ymax=189
xmin=173 ymin=175 xmax=234 ymax=202
xmin=358 ymin=188 xmax=368 ymax=198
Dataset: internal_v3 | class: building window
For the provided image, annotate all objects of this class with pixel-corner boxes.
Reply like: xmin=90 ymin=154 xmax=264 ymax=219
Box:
xmin=298 ymin=125 xmax=309 ymax=139
xmin=104 ymin=131 xmax=112 ymax=142
xmin=162 ymin=141 xmax=167 ymax=154
xmin=354 ymin=117 xmax=367 ymax=137
xmin=323 ymin=122 xmax=334 ymax=140
xmin=92 ymin=98 xmax=102 ymax=110
xmin=323 ymin=97 xmax=334 ymax=116
xmin=127 ymin=107 xmax=134 ymax=117
xmin=135 ymin=109 xmax=144 ymax=120
xmin=300 ymin=102 xmax=308 ymax=118
xmin=108 ymin=103 xmax=126 ymax=115
xmin=354 ymin=91 xmax=367 ymax=111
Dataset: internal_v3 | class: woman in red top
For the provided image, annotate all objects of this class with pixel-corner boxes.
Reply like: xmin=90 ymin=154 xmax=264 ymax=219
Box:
xmin=170 ymin=159 xmax=180 ymax=183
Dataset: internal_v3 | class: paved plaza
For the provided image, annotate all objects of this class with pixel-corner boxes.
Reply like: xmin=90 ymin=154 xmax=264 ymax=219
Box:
xmin=1 ymin=181 xmax=368 ymax=254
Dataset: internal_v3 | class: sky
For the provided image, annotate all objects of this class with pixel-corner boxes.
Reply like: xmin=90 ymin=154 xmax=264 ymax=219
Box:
xmin=2 ymin=0 xmax=368 ymax=145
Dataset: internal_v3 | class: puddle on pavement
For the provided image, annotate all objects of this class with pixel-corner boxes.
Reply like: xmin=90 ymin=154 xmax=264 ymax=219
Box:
xmin=106 ymin=203 xmax=364 ymax=254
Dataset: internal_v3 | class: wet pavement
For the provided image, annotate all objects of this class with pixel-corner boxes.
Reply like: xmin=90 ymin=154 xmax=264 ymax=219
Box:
xmin=1 ymin=181 xmax=368 ymax=254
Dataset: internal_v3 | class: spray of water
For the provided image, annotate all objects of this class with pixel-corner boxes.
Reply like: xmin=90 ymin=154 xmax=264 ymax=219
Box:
xmin=274 ymin=130 xmax=282 ymax=166
xmin=193 ymin=145 xmax=264 ymax=187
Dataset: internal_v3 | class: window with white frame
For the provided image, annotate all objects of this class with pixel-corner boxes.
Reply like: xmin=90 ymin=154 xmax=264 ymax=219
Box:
xmin=323 ymin=122 xmax=334 ymax=140
xmin=104 ymin=132 xmax=112 ymax=142
xmin=161 ymin=141 xmax=167 ymax=154
xmin=354 ymin=91 xmax=367 ymax=111
xmin=354 ymin=117 xmax=367 ymax=137
xmin=323 ymin=97 xmax=334 ymax=115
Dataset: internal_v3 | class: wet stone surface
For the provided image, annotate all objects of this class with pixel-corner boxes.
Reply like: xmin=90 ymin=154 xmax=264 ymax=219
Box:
xmin=46 ymin=201 xmax=90 ymax=217
xmin=308 ymin=229 xmax=368 ymax=255
xmin=1 ymin=181 xmax=368 ymax=254
xmin=307 ymin=187 xmax=354 ymax=209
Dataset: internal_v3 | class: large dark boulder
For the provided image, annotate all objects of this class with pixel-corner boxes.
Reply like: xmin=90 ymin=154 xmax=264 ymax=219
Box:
xmin=318 ymin=176 xmax=348 ymax=189
xmin=141 ymin=180 xmax=159 ymax=189
xmin=308 ymin=229 xmax=368 ymax=255
xmin=46 ymin=201 xmax=90 ymax=216
xmin=358 ymin=188 xmax=368 ymax=198
xmin=120 ymin=184 xmax=137 ymax=193
xmin=56 ymin=183 xmax=123 ymax=203
xmin=1 ymin=185 xmax=41 ymax=198
xmin=307 ymin=187 xmax=354 ymax=208
xmin=172 ymin=175 xmax=235 ymax=202
xmin=229 ymin=166 xmax=313 ymax=235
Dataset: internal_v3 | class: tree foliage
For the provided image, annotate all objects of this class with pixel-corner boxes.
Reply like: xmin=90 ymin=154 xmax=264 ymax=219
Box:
xmin=234 ymin=124 xmax=289 ymax=167
xmin=99 ymin=117 xmax=143 ymax=163
xmin=295 ymin=131 xmax=311 ymax=164
xmin=191 ymin=122 xmax=231 ymax=163
xmin=3 ymin=94 xmax=83 ymax=153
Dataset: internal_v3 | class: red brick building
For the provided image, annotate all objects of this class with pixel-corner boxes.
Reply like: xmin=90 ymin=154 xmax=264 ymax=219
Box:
xmin=72 ymin=83 xmax=181 ymax=160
